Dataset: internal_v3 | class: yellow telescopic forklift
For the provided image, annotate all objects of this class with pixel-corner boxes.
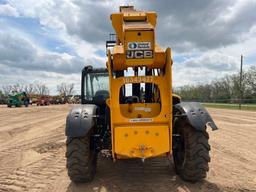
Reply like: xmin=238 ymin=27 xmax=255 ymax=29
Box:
xmin=65 ymin=6 xmax=217 ymax=183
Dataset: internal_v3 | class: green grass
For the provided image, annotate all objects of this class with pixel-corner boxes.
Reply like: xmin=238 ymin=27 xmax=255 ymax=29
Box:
xmin=203 ymin=103 xmax=256 ymax=111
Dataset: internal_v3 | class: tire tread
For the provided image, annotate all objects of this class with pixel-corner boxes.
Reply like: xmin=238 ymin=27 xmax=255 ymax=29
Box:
xmin=66 ymin=136 xmax=97 ymax=183
xmin=174 ymin=124 xmax=210 ymax=182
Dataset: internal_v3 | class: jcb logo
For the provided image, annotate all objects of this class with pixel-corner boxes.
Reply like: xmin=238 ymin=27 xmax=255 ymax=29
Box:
xmin=126 ymin=50 xmax=153 ymax=59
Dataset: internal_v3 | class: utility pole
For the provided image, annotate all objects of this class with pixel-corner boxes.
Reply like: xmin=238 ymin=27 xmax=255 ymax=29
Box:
xmin=239 ymin=54 xmax=243 ymax=110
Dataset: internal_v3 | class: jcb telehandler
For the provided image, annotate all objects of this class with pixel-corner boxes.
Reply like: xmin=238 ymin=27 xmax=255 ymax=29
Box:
xmin=66 ymin=6 xmax=217 ymax=183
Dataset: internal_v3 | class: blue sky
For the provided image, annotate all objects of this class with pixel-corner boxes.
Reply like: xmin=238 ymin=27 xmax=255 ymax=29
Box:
xmin=0 ymin=0 xmax=255 ymax=94
xmin=1 ymin=15 xmax=75 ymax=55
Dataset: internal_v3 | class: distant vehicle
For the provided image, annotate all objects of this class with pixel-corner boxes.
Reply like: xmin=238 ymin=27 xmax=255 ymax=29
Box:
xmin=0 ymin=95 xmax=7 ymax=105
xmin=37 ymin=96 xmax=50 ymax=106
xmin=31 ymin=97 xmax=38 ymax=105
xmin=7 ymin=92 xmax=30 ymax=107
xmin=51 ymin=96 xmax=66 ymax=105
xmin=67 ymin=95 xmax=80 ymax=104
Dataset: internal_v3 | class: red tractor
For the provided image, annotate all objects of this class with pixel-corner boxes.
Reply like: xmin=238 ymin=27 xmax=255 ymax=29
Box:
xmin=37 ymin=96 xmax=50 ymax=106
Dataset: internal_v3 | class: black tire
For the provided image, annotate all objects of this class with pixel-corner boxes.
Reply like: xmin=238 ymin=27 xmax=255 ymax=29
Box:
xmin=173 ymin=122 xmax=210 ymax=182
xmin=24 ymin=100 xmax=29 ymax=107
xmin=66 ymin=134 xmax=97 ymax=183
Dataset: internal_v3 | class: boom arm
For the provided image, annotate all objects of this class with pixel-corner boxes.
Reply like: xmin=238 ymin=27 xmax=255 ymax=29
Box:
xmin=110 ymin=6 xmax=166 ymax=71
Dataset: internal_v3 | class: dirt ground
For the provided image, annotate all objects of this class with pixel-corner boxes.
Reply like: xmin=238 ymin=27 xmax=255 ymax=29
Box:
xmin=0 ymin=105 xmax=255 ymax=192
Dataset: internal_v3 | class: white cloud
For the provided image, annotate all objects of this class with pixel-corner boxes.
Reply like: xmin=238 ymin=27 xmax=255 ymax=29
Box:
xmin=0 ymin=64 xmax=81 ymax=94
xmin=0 ymin=28 xmax=85 ymax=74
xmin=173 ymin=34 xmax=256 ymax=87
xmin=0 ymin=0 xmax=255 ymax=94
xmin=0 ymin=3 xmax=19 ymax=17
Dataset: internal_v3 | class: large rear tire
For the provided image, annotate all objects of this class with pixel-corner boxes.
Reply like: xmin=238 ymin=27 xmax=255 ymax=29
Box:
xmin=173 ymin=122 xmax=210 ymax=182
xmin=66 ymin=134 xmax=97 ymax=183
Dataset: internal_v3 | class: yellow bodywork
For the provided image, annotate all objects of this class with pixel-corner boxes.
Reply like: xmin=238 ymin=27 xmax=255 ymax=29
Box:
xmin=115 ymin=125 xmax=170 ymax=159
xmin=107 ymin=6 xmax=173 ymax=160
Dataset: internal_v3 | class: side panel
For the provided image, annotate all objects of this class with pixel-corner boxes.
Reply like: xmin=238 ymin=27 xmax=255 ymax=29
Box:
xmin=65 ymin=104 xmax=97 ymax=137
xmin=175 ymin=102 xmax=218 ymax=131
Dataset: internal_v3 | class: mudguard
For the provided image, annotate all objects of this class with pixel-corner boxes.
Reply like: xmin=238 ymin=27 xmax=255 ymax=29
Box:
xmin=174 ymin=102 xmax=218 ymax=131
xmin=65 ymin=104 xmax=97 ymax=137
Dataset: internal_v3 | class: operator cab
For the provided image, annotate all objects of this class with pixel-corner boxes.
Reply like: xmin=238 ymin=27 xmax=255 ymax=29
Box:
xmin=81 ymin=66 xmax=109 ymax=106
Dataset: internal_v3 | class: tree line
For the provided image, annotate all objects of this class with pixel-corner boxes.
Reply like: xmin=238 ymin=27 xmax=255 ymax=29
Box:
xmin=174 ymin=66 xmax=256 ymax=103
xmin=0 ymin=83 xmax=75 ymax=104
